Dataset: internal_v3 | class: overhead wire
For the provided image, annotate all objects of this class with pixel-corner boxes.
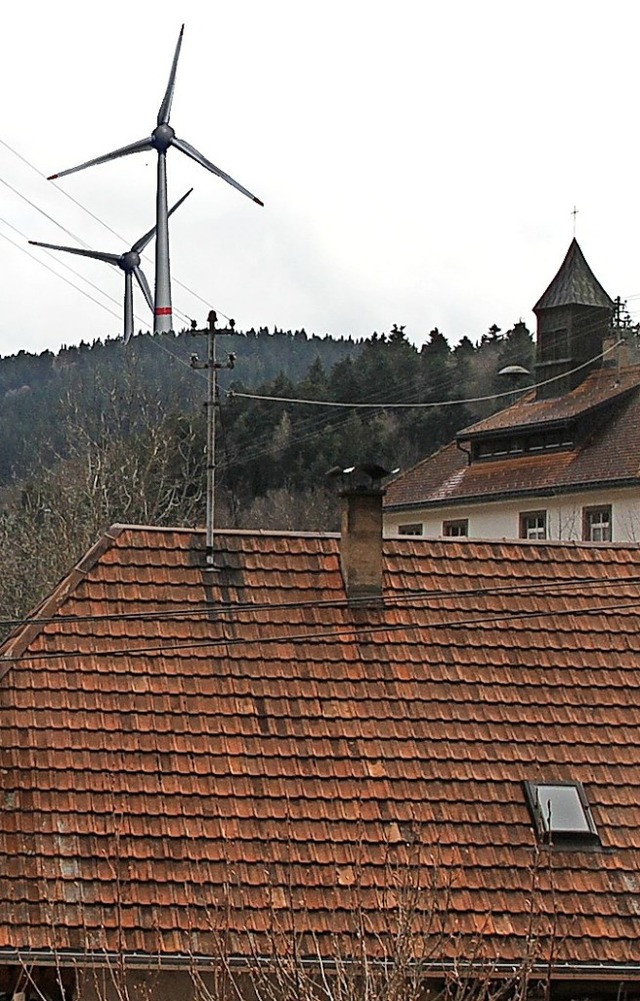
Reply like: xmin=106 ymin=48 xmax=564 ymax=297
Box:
xmin=2 ymin=139 xmax=639 ymax=486
xmin=2 ymin=587 xmax=638 ymax=664
xmin=0 ymin=228 xmax=122 ymax=322
xmin=0 ymin=142 xmax=216 ymax=377
xmin=1 ymin=564 xmax=639 ymax=632
xmin=233 ymin=297 xmax=634 ymax=469
xmin=0 ymin=136 xmax=631 ymax=381
xmin=0 ymin=212 xmax=129 ymax=315
xmin=0 ymin=136 xmax=235 ymax=327
xmin=0 ymin=173 xmax=92 ymax=249
xmin=215 ymin=331 xmax=627 ymax=476
xmin=228 ymin=339 xmax=624 ymax=410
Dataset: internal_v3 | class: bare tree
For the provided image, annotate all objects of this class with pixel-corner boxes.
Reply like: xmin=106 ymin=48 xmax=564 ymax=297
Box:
xmin=10 ymin=832 xmax=559 ymax=1001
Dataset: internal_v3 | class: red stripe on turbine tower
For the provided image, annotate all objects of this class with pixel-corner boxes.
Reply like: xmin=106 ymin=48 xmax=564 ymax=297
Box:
xmin=155 ymin=307 xmax=172 ymax=315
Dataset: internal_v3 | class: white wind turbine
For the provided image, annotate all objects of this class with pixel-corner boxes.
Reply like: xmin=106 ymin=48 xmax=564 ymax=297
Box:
xmin=48 ymin=25 xmax=263 ymax=334
xmin=30 ymin=189 xmax=193 ymax=343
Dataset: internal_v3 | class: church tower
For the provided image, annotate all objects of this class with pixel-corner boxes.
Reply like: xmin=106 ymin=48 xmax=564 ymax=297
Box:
xmin=533 ymin=238 xmax=614 ymax=399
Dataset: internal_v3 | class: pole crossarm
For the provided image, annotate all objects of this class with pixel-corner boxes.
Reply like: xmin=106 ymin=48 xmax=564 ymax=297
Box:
xmin=190 ymin=310 xmax=236 ymax=567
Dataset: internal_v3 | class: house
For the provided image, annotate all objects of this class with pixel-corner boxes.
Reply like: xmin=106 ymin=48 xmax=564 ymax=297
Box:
xmin=2 ymin=469 xmax=640 ymax=1000
xmin=384 ymin=239 xmax=640 ymax=542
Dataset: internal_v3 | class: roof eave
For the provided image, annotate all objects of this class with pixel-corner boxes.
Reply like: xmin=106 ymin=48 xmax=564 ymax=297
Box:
xmin=458 ymin=384 xmax=640 ymax=441
xmin=384 ymin=475 xmax=640 ymax=513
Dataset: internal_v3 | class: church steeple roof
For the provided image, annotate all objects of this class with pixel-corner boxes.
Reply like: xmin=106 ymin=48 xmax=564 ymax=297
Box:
xmin=534 ymin=238 xmax=614 ymax=312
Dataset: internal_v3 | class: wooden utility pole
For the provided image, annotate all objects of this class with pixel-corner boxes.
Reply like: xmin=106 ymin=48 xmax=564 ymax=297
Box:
xmin=190 ymin=310 xmax=236 ymax=566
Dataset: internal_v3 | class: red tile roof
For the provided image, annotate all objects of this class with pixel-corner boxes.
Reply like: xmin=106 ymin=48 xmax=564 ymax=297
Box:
xmin=2 ymin=525 xmax=640 ymax=974
xmin=386 ymin=367 xmax=640 ymax=509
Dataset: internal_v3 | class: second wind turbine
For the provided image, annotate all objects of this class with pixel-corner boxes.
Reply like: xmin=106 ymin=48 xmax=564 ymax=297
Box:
xmin=48 ymin=25 xmax=263 ymax=335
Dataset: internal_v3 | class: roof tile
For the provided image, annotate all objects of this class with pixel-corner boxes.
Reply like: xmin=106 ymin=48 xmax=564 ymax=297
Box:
xmin=386 ymin=367 xmax=640 ymax=508
xmin=1 ymin=527 xmax=640 ymax=969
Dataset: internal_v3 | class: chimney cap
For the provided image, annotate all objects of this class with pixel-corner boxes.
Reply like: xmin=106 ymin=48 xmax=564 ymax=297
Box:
xmin=327 ymin=463 xmax=398 ymax=492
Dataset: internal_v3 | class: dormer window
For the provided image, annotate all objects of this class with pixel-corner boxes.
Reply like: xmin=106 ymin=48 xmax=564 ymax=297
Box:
xmin=524 ymin=781 xmax=600 ymax=847
xmin=470 ymin=427 xmax=573 ymax=461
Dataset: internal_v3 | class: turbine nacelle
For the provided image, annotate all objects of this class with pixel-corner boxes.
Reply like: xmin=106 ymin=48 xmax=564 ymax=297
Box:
xmin=119 ymin=250 xmax=142 ymax=272
xmin=151 ymin=123 xmax=176 ymax=152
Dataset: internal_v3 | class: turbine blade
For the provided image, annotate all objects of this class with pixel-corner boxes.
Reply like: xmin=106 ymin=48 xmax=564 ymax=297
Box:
xmin=133 ymin=265 xmax=153 ymax=312
xmin=124 ymin=272 xmax=134 ymax=344
xmin=173 ymin=136 xmax=264 ymax=206
xmin=48 ymin=138 xmax=153 ymax=181
xmin=157 ymin=24 xmax=185 ymax=126
xmin=168 ymin=186 xmax=194 ymax=217
xmin=132 ymin=187 xmax=193 ymax=254
xmin=29 ymin=240 xmax=120 ymax=266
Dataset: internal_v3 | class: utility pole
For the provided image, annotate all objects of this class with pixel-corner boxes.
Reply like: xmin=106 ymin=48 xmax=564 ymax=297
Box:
xmin=190 ymin=310 xmax=236 ymax=566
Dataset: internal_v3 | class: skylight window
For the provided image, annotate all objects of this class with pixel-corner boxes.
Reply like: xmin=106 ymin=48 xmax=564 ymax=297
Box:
xmin=524 ymin=781 xmax=600 ymax=847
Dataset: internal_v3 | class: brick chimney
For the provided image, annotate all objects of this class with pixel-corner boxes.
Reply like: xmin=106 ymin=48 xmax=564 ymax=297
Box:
xmin=329 ymin=464 xmax=389 ymax=600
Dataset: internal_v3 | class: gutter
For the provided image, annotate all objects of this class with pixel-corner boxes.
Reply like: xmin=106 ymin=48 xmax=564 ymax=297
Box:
xmin=3 ymin=950 xmax=640 ymax=981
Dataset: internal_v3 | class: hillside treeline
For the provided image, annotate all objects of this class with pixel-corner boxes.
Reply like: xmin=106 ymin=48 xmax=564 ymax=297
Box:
xmin=0 ymin=320 xmax=534 ymax=633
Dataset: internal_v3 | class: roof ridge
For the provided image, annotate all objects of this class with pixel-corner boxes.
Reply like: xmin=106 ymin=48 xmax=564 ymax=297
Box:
xmin=109 ymin=523 xmax=341 ymax=540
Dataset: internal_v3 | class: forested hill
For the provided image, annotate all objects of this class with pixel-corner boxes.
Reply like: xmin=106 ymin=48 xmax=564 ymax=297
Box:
xmin=0 ymin=325 xmax=359 ymax=484
xmin=0 ymin=319 xmax=534 ymax=633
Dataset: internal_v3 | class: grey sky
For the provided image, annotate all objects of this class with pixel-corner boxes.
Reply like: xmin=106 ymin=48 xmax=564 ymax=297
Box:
xmin=1 ymin=0 xmax=638 ymax=355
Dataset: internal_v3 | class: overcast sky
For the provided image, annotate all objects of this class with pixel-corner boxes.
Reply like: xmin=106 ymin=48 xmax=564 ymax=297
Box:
xmin=1 ymin=0 xmax=639 ymax=356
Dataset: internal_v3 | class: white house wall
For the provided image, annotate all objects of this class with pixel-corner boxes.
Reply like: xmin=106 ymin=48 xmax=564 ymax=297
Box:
xmin=384 ymin=486 xmax=640 ymax=542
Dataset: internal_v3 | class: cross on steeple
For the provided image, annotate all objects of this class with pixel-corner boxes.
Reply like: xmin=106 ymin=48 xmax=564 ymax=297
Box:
xmin=572 ymin=205 xmax=579 ymax=237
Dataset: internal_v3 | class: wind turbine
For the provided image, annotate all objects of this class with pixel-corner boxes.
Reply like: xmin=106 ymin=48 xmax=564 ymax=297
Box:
xmin=48 ymin=25 xmax=263 ymax=335
xmin=30 ymin=189 xmax=193 ymax=343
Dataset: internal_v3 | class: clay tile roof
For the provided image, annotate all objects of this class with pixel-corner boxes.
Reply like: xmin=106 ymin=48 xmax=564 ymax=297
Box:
xmin=3 ymin=525 xmax=640 ymax=972
xmin=534 ymin=238 xmax=615 ymax=312
xmin=459 ymin=365 xmax=640 ymax=437
xmin=385 ymin=368 xmax=640 ymax=509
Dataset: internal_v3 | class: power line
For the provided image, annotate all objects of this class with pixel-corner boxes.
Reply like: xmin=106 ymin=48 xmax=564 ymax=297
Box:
xmin=0 ymin=135 xmax=235 ymax=326
xmin=2 ymin=589 xmax=637 ymax=665
xmin=0 ymin=228 xmax=122 ymax=322
xmin=0 ymin=212 xmax=133 ymax=316
xmin=228 ymin=341 xmax=624 ymax=410
xmin=214 ymin=332 xmax=628 ymax=474
xmin=2 ymin=563 xmax=639 ymax=631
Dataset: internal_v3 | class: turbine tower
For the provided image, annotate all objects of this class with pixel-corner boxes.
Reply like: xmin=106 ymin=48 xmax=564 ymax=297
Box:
xmin=48 ymin=25 xmax=263 ymax=335
xmin=30 ymin=189 xmax=193 ymax=343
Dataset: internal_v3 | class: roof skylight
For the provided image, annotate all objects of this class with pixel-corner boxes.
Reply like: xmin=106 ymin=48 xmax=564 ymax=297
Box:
xmin=524 ymin=781 xmax=600 ymax=847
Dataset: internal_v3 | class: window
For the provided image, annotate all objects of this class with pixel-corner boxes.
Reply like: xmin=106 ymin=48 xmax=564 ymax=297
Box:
xmin=538 ymin=327 xmax=569 ymax=363
xmin=398 ymin=523 xmax=423 ymax=536
xmin=443 ymin=519 xmax=468 ymax=537
xmin=583 ymin=505 xmax=612 ymax=542
xmin=519 ymin=510 xmax=547 ymax=540
xmin=471 ymin=428 xmax=573 ymax=461
xmin=528 ymin=434 xmax=544 ymax=452
xmin=524 ymin=781 xmax=600 ymax=847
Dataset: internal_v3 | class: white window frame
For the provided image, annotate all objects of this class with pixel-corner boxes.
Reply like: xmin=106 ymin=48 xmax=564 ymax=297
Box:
xmin=583 ymin=505 xmax=612 ymax=543
xmin=519 ymin=510 xmax=547 ymax=541
xmin=442 ymin=519 xmax=468 ymax=538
